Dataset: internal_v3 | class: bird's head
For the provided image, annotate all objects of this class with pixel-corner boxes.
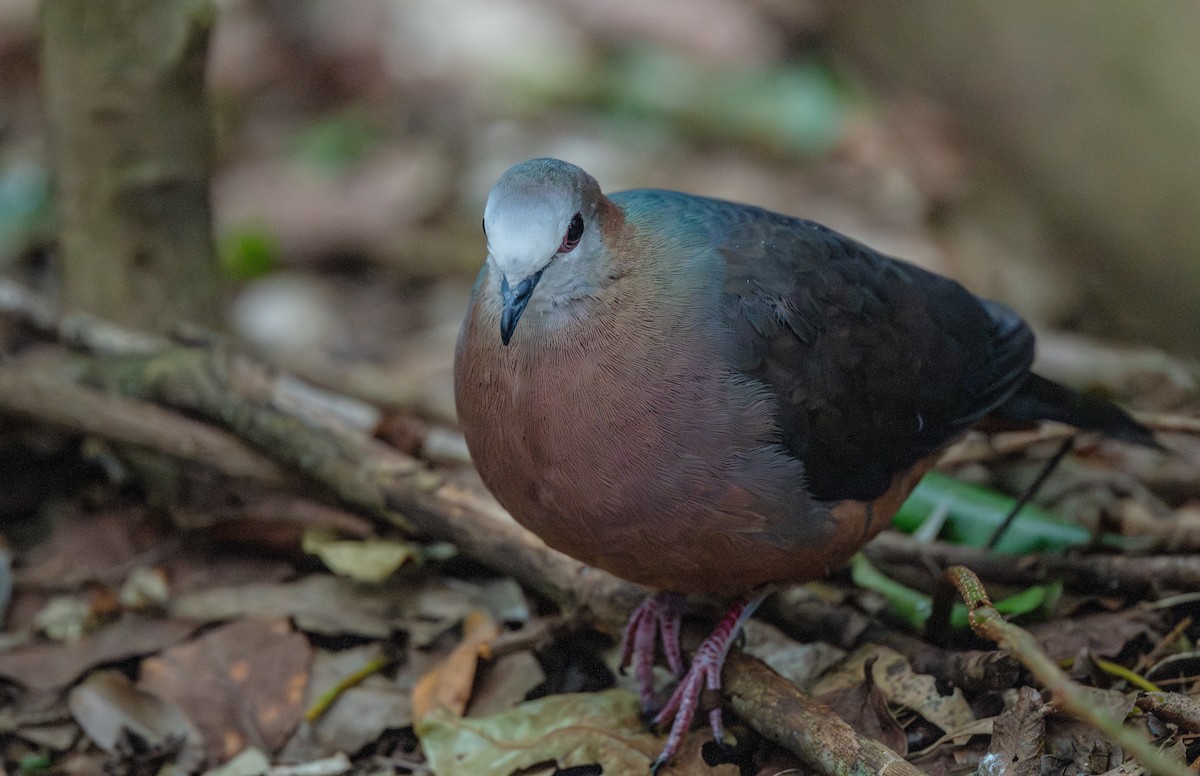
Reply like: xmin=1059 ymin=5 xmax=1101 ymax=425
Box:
xmin=483 ymin=158 xmax=607 ymax=345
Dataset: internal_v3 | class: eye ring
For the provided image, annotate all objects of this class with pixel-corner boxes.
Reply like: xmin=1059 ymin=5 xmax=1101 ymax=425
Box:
xmin=559 ymin=212 xmax=584 ymax=253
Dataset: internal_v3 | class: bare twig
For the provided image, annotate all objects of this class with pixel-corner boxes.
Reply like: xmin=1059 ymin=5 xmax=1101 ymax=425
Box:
xmin=945 ymin=565 xmax=1189 ymax=776
xmin=866 ymin=531 xmax=1200 ymax=597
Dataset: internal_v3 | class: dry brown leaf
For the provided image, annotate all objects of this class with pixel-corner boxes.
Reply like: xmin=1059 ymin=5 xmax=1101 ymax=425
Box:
xmin=16 ymin=505 xmax=168 ymax=591
xmin=1028 ymin=610 xmax=1161 ymax=663
xmin=1136 ymin=691 xmax=1200 ymax=731
xmin=818 ymin=655 xmax=908 ymax=755
xmin=466 ymin=651 xmax=545 ymax=718
xmin=0 ymin=614 xmax=197 ymax=692
xmin=809 ymin=643 xmax=975 ymax=735
xmin=412 ymin=609 xmax=500 ymax=720
xmin=140 ymin=618 xmax=312 ymax=766
xmin=283 ymin=645 xmax=412 ymax=758
xmin=415 ymin=689 xmax=735 ymax=775
xmin=980 ymin=686 xmax=1045 ymax=776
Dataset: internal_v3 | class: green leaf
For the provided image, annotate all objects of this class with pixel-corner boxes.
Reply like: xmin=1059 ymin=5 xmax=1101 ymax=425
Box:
xmin=894 ymin=471 xmax=1116 ymax=554
xmin=288 ymin=108 xmax=383 ymax=176
xmin=602 ymin=47 xmax=848 ymax=157
xmin=851 ymin=555 xmax=1061 ymax=631
xmin=17 ymin=753 xmax=50 ymax=776
xmin=218 ymin=221 xmax=281 ymax=280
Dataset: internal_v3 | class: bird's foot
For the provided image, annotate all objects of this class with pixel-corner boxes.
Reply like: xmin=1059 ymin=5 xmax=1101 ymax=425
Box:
xmin=648 ymin=594 xmax=765 ymax=772
xmin=619 ymin=592 xmax=686 ymax=711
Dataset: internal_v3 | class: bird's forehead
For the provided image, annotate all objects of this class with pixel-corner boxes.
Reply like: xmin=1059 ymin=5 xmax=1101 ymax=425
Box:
xmin=484 ymin=179 xmax=578 ymax=267
xmin=486 ymin=191 xmax=569 ymax=253
xmin=485 ymin=179 xmax=576 ymax=229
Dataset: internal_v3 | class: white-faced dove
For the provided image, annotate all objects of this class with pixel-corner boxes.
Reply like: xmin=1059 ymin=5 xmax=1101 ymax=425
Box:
xmin=454 ymin=158 xmax=1157 ymax=771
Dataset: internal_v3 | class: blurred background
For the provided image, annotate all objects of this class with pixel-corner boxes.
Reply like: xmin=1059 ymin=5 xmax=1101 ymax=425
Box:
xmin=3 ymin=0 xmax=1199 ymax=416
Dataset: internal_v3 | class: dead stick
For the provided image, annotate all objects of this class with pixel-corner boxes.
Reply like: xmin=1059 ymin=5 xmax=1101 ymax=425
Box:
xmin=866 ymin=532 xmax=1200 ymax=596
xmin=0 ymin=361 xmax=288 ymax=485
xmin=724 ymin=652 xmax=927 ymax=776
xmin=945 ymin=565 xmax=1189 ymax=776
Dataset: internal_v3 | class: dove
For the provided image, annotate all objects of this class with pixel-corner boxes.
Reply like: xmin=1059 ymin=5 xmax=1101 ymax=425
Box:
xmin=454 ymin=158 xmax=1156 ymax=771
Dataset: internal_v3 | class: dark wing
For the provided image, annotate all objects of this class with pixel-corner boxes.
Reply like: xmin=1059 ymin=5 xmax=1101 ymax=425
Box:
xmin=710 ymin=199 xmax=1035 ymax=502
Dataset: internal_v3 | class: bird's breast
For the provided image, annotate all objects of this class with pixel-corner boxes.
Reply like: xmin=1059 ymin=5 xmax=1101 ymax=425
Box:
xmin=454 ymin=280 xmax=842 ymax=593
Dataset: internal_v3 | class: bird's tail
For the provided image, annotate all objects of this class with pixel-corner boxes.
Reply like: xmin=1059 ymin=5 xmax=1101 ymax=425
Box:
xmin=992 ymin=373 xmax=1162 ymax=450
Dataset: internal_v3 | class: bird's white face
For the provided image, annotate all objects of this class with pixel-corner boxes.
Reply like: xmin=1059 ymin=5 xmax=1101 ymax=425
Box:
xmin=480 ymin=159 xmax=607 ymax=344
xmin=483 ymin=176 xmax=585 ymax=285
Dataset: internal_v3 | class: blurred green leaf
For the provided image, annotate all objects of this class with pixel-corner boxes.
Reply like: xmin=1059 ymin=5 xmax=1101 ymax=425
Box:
xmin=17 ymin=753 xmax=50 ymax=776
xmin=218 ymin=221 xmax=281 ymax=280
xmin=894 ymin=471 xmax=1123 ymax=554
xmin=601 ymin=47 xmax=848 ymax=157
xmin=851 ymin=555 xmax=1061 ymax=631
xmin=288 ymin=108 xmax=383 ymax=175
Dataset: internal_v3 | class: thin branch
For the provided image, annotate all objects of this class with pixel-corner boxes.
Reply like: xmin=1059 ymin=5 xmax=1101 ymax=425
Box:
xmin=945 ymin=565 xmax=1188 ymax=776
xmin=866 ymin=531 xmax=1200 ymax=597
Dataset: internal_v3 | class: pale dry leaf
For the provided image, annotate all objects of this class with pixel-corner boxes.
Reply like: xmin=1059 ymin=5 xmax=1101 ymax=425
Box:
xmin=412 ymin=610 xmax=500 ymax=720
xmin=68 ymin=669 xmax=202 ymax=768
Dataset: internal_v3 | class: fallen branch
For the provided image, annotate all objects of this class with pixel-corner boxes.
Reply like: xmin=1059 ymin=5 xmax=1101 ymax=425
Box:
xmin=0 ymin=359 xmax=288 ymax=486
xmin=865 ymin=531 xmax=1200 ymax=597
xmin=724 ymin=652 xmax=926 ymax=776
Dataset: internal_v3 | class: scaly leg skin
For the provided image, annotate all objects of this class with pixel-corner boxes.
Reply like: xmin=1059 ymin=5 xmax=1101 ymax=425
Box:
xmin=649 ymin=593 xmax=767 ymax=774
xmin=619 ymin=592 xmax=687 ymax=711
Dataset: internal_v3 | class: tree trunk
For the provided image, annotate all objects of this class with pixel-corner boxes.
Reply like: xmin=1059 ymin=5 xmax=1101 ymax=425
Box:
xmin=41 ymin=0 xmax=221 ymax=331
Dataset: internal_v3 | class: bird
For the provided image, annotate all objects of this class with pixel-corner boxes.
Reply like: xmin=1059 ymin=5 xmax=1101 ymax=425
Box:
xmin=453 ymin=158 xmax=1158 ymax=771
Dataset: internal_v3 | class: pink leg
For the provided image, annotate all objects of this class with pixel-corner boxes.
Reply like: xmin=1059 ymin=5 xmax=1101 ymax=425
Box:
xmin=650 ymin=592 xmax=767 ymax=774
xmin=619 ymin=592 xmax=686 ymax=711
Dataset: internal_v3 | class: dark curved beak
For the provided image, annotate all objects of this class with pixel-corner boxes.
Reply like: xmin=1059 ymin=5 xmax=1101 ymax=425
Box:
xmin=499 ymin=270 xmax=543 ymax=345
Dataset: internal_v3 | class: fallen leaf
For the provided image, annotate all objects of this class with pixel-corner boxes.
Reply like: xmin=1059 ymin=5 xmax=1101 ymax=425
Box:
xmin=68 ymin=669 xmax=201 ymax=767
xmin=1043 ymin=688 xmax=1137 ymax=775
xmin=171 ymin=576 xmax=397 ymax=637
xmin=289 ymin=645 xmax=412 ymax=757
xmin=819 ymin=656 xmax=907 ymax=754
xmin=16 ymin=505 xmax=168 ymax=591
xmin=140 ymin=618 xmax=312 ymax=765
xmin=466 ymin=651 xmax=545 ymax=718
xmin=201 ymin=747 xmax=271 ymax=776
xmin=170 ymin=573 xmax=489 ymax=645
xmin=743 ymin=619 xmax=845 ymax=686
xmin=980 ymin=686 xmax=1044 ymax=776
xmin=1136 ymin=691 xmax=1200 ymax=731
xmin=302 ymin=528 xmax=419 ymax=582
xmin=415 ymin=690 xmax=660 ymax=775
xmin=1028 ymin=610 xmax=1161 ymax=663
xmin=0 ymin=614 xmax=197 ymax=692
xmin=810 ymin=644 xmax=975 ymax=735
xmin=412 ymin=610 xmax=500 ymax=720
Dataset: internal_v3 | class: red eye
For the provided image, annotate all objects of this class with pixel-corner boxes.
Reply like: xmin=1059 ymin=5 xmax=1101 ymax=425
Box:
xmin=559 ymin=212 xmax=584 ymax=253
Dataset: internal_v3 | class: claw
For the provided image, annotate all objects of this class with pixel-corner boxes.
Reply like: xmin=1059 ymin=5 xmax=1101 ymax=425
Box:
xmin=645 ymin=592 xmax=767 ymax=770
xmin=619 ymin=592 xmax=685 ymax=710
